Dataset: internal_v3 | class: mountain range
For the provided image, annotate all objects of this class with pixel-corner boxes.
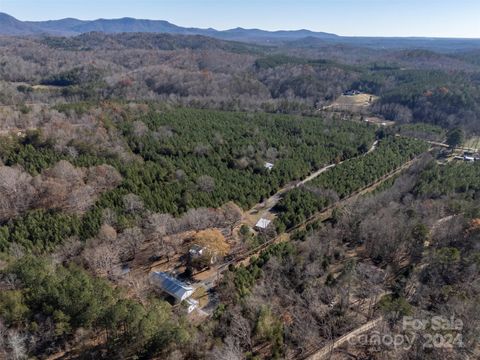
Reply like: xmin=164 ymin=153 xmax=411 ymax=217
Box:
xmin=0 ymin=12 xmax=337 ymax=41
xmin=1 ymin=12 xmax=480 ymax=52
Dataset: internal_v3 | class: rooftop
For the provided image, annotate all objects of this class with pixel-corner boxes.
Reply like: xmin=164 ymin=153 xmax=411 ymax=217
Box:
xmin=255 ymin=218 xmax=272 ymax=229
xmin=264 ymin=162 xmax=274 ymax=170
xmin=150 ymin=271 xmax=194 ymax=302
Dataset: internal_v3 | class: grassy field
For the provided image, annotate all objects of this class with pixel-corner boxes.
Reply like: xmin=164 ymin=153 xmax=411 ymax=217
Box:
xmin=325 ymin=93 xmax=379 ymax=112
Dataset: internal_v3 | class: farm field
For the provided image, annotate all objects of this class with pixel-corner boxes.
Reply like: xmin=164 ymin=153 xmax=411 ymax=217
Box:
xmin=324 ymin=93 xmax=379 ymax=112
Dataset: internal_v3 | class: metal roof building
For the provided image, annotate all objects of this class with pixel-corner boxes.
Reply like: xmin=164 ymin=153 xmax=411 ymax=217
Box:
xmin=150 ymin=271 xmax=194 ymax=302
xmin=255 ymin=218 xmax=272 ymax=230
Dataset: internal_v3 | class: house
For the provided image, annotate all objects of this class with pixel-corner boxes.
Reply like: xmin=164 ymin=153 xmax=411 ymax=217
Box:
xmin=343 ymin=90 xmax=361 ymax=96
xmin=255 ymin=218 xmax=271 ymax=230
xmin=150 ymin=271 xmax=194 ymax=303
xmin=264 ymin=162 xmax=274 ymax=171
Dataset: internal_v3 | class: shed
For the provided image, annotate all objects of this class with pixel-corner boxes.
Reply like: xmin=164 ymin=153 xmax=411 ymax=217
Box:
xmin=189 ymin=244 xmax=206 ymax=258
xmin=255 ymin=218 xmax=271 ymax=230
xmin=150 ymin=272 xmax=194 ymax=303
xmin=264 ymin=162 xmax=274 ymax=171
xmin=189 ymin=244 xmax=216 ymax=265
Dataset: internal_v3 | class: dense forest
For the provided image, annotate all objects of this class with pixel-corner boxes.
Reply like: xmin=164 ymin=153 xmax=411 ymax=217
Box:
xmin=0 ymin=26 xmax=479 ymax=360
xmin=2 ymin=32 xmax=480 ymax=132
xmin=275 ymin=137 xmax=428 ymax=229
xmin=0 ymin=106 xmax=374 ymax=255
xmin=213 ymin=156 xmax=480 ymax=359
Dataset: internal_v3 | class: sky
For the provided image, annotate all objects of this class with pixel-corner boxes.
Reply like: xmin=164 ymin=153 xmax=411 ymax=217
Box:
xmin=0 ymin=0 xmax=479 ymax=38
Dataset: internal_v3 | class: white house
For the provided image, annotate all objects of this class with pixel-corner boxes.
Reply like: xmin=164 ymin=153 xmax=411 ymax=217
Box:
xmin=150 ymin=271 xmax=194 ymax=303
xmin=264 ymin=162 xmax=274 ymax=171
xmin=255 ymin=218 xmax=271 ymax=230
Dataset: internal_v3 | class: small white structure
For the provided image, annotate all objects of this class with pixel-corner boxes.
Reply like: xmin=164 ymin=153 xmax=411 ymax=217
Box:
xmin=150 ymin=271 xmax=194 ymax=303
xmin=189 ymin=244 xmax=206 ymax=257
xmin=264 ymin=162 xmax=274 ymax=171
xmin=189 ymin=244 xmax=216 ymax=265
xmin=185 ymin=298 xmax=199 ymax=313
xmin=464 ymin=156 xmax=475 ymax=162
xmin=255 ymin=218 xmax=271 ymax=230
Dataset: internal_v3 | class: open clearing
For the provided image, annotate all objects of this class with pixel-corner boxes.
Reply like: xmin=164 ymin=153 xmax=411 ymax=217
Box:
xmin=323 ymin=93 xmax=379 ymax=112
xmin=10 ymin=81 xmax=62 ymax=91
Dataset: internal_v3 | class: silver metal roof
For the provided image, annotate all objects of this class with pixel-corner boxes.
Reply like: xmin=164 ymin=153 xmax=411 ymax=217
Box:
xmin=150 ymin=271 xmax=194 ymax=301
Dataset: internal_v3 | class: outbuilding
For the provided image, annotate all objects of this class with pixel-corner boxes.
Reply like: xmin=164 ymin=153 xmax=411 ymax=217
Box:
xmin=189 ymin=244 xmax=206 ymax=258
xmin=255 ymin=218 xmax=272 ymax=230
xmin=150 ymin=271 xmax=194 ymax=303
xmin=264 ymin=162 xmax=274 ymax=171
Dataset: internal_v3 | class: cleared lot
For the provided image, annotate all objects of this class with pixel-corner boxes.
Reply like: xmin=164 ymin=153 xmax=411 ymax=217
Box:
xmin=323 ymin=93 xmax=379 ymax=112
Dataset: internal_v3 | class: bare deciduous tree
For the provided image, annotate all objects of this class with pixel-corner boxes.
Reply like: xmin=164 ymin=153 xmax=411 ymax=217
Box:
xmin=83 ymin=242 xmax=120 ymax=275
xmin=123 ymin=193 xmax=144 ymax=214
xmin=0 ymin=166 xmax=35 ymax=221
xmin=118 ymin=227 xmax=145 ymax=261
xmin=197 ymin=175 xmax=215 ymax=193
xmin=83 ymin=224 xmax=119 ymax=274
xmin=209 ymin=337 xmax=243 ymax=360
xmin=6 ymin=330 xmax=28 ymax=360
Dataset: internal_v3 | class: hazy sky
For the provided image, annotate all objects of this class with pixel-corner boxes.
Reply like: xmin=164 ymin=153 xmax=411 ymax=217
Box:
xmin=1 ymin=0 xmax=479 ymax=38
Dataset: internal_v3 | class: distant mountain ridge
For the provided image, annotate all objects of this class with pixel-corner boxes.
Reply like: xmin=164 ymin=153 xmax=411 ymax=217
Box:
xmin=2 ymin=12 xmax=480 ymax=52
xmin=0 ymin=12 xmax=338 ymax=41
xmin=0 ymin=12 xmax=43 ymax=35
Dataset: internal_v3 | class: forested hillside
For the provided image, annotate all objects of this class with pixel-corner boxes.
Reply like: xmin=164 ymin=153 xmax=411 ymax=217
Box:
xmin=0 ymin=105 xmax=374 ymax=253
xmin=275 ymin=137 xmax=428 ymax=229
xmin=215 ymin=157 xmax=480 ymax=359
xmin=2 ymin=32 xmax=480 ymax=132
xmin=0 ymin=23 xmax=479 ymax=360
